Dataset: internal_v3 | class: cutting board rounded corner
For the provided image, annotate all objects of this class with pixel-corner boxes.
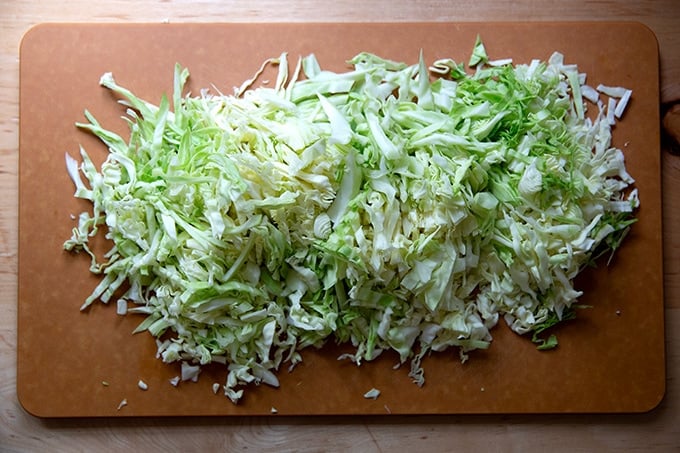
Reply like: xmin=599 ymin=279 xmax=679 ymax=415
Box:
xmin=636 ymin=357 xmax=668 ymax=414
xmin=641 ymin=385 xmax=667 ymax=414
xmin=16 ymin=377 xmax=50 ymax=419
xmin=625 ymin=20 xmax=660 ymax=56
xmin=19 ymin=22 xmax=55 ymax=57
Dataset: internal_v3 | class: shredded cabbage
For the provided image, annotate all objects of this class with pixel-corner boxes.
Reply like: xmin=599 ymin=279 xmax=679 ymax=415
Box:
xmin=64 ymin=38 xmax=638 ymax=403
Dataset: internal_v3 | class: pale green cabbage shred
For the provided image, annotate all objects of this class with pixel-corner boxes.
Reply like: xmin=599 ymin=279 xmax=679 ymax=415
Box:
xmin=65 ymin=39 xmax=638 ymax=403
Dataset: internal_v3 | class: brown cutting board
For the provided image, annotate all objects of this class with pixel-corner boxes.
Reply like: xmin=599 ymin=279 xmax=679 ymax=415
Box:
xmin=18 ymin=22 xmax=664 ymax=417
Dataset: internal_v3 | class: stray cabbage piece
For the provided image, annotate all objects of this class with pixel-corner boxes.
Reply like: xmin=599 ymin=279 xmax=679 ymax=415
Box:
xmin=65 ymin=36 xmax=637 ymax=403
xmin=181 ymin=362 xmax=201 ymax=382
xmin=364 ymin=388 xmax=381 ymax=400
xmin=468 ymin=34 xmax=489 ymax=66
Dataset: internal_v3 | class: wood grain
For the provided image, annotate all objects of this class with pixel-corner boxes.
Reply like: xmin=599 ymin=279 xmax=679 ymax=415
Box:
xmin=2 ymin=0 xmax=679 ymax=451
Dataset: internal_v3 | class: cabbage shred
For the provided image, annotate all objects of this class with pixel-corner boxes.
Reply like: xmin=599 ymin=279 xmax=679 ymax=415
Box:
xmin=64 ymin=40 xmax=638 ymax=403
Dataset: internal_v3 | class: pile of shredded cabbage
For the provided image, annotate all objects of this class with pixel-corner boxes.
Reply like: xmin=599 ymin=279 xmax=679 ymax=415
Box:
xmin=64 ymin=38 xmax=638 ymax=403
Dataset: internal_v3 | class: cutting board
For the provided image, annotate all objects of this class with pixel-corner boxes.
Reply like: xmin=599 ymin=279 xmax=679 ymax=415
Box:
xmin=17 ymin=22 xmax=664 ymax=417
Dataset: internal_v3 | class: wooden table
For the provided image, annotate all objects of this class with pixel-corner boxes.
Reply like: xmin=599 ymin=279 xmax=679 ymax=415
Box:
xmin=2 ymin=1 xmax=678 ymax=450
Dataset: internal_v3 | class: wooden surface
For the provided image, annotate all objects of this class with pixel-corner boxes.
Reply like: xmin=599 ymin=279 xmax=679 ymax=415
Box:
xmin=2 ymin=0 xmax=679 ymax=451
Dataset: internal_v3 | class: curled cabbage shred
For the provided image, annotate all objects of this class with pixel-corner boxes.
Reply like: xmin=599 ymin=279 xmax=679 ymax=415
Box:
xmin=64 ymin=39 xmax=638 ymax=403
